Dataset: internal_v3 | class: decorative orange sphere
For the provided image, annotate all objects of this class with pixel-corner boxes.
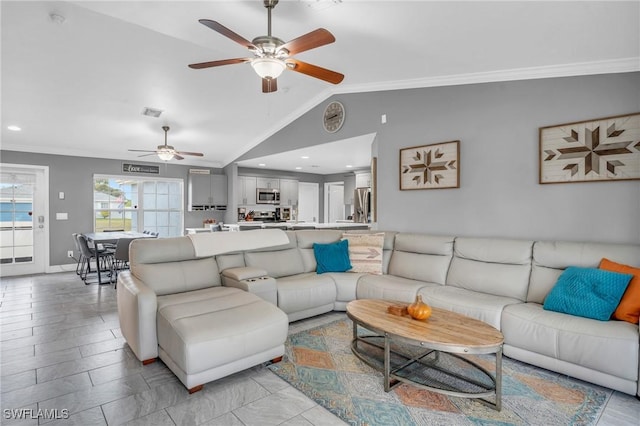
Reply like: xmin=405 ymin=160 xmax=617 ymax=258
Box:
xmin=407 ymin=295 xmax=432 ymax=320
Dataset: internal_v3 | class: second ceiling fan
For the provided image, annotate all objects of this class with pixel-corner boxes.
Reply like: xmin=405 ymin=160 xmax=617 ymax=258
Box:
xmin=188 ymin=0 xmax=344 ymax=93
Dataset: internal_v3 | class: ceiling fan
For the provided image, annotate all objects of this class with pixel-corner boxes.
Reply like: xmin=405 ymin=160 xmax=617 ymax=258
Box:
xmin=128 ymin=126 xmax=204 ymax=161
xmin=188 ymin=0 xmax=344 ymax=93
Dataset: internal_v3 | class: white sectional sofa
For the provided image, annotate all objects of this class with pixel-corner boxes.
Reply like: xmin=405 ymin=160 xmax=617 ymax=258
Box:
xmin=117 ymin=229 xmax=640 ymax=397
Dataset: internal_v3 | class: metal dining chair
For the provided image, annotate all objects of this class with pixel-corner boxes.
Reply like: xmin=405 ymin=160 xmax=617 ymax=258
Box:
xmin=72 ymin=233 xmax=84 ymax=275
xmin=111 ymin=237 xmax=134 ymax=287
xmin=77 ymin=234 xmax=114 ymax=285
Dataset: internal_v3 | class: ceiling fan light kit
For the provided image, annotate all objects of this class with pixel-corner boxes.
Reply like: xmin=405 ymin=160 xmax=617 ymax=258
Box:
xmin=128 ymin=126 xmax=204 ymax=161
xmin=251 ymin=57 xmax=286 ymax=79
xmin=188 ymin=0 xmax=343 ymax=93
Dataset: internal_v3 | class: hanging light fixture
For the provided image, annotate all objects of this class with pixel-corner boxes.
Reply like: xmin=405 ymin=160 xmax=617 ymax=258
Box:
xmin=251 ymin=57 xmax=286 ymax=79
xmin=157 ymin=149 xmax=175 ymax=161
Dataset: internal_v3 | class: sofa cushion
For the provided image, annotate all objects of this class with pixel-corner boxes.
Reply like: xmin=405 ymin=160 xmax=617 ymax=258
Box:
xmin=245 ymin=248 xmax=305 ymax=278
xmin=356 ymin=274 xmax=435 ymax=304
xmin=313 ymin=240 xmax=352 ymax=274
xmin=419 ymin=286 xmax=521 ymax=330
xmin=324 ymin=272 xmax=364 ymax=303
xmin=388 ymin=234 xmax=454 ymax=284
xmin=528 ymin=241 xmax=640 ymax=304
xmin=543 ymin=267 xmax=632 ymax=321
xmin=446 ymin=237 xmax=533 ymax=301
xmin=133 ymin=257 xmax=221 ymax=296
xmin=156 ymin=286 xmax=288 ymax=375
xmin=275 ymin=273 xmax=337 ymax=315
xmin=600 ymin=258 xmax=640 ymax=324
xmin=295 ymin=230 xmax=343 ymax=272
xmin=341 ymin=233 xmax=384 ymax=274
xmin=502 ymin=303 xmax=639 ymax=381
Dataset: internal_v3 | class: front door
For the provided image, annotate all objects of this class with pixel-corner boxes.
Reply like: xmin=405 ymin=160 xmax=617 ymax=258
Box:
xmin=0 ymin=164 xmax=49 ymax=276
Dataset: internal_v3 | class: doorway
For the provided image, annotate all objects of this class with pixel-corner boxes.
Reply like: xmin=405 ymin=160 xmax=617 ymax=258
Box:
xmin=324 ymin=182 xmax=345 ymax=223
xmin=297 ymin=182 xmax=319 ymax=223
xmin=0 ymin=164 xmax=49 ymax=276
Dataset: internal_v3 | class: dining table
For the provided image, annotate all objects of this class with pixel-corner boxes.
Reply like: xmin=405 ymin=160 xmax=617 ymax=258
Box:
xmin=83 ymin=231 xmax=155 ymax=285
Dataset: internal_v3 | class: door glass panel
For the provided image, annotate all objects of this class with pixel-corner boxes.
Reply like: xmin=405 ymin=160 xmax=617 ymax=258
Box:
xmin=0 ymin=172 xmax=34 ymax=265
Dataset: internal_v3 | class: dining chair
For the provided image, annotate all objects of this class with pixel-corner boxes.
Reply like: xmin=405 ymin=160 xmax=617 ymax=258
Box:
xmin=111 ymin=237 xmax=134 ymax=287
xmin=72 ymin=233 xmax=84 ymax=275
xmin=77 ymin=234 xmax=114 ymax=285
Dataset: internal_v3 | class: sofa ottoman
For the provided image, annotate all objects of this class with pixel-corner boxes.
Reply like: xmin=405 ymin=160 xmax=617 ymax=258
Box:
xmin=156 ymin=286 xmax=288 ymax=392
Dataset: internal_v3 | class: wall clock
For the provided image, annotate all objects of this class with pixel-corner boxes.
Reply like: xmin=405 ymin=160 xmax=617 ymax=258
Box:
xmin=323 ymin=101 xmax=345 ymax=133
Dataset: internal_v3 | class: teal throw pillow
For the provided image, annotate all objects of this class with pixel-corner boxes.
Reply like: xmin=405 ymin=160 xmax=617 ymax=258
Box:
xmin=543 ymin=266 xmax=633 ymax=321
xmin=313 ymin=240 xmax=352 ymax=274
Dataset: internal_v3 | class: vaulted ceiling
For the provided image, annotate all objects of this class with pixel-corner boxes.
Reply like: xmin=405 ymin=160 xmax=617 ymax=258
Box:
xmin=2 ymin=1 xmax=638 ymax=174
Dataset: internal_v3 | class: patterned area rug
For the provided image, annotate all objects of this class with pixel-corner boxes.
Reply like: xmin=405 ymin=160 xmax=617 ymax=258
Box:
xmin=268 ymin=319 xmax=610 ymax=426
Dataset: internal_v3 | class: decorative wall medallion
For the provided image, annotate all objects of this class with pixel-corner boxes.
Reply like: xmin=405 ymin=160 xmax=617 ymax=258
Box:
xmin=539 ymin=113 xmax=640 ymax=184
xmin=399 ymin=140 xmax=459 ymax=190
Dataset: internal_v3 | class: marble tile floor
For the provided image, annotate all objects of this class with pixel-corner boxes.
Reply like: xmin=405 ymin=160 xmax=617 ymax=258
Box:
xmin=0 ymin=272 xmax=639 ymax=425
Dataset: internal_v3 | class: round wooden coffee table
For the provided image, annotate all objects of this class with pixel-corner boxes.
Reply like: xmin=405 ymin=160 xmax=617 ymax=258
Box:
xmin=346 ymin=299 xmax=504 ymax=411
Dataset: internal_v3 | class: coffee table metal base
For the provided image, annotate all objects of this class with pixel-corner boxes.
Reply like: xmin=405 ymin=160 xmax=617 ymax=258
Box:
xmin=350 ymin=322 xmax=502 ymax=411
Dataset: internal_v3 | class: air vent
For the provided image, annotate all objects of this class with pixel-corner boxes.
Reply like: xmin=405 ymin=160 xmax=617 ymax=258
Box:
xmin=141 ymin=107 xmax=163 ymax=118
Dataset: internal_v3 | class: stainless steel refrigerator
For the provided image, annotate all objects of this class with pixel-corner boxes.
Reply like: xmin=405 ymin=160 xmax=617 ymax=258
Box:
xmin=353 ymin=187 xmax=370 ymax=223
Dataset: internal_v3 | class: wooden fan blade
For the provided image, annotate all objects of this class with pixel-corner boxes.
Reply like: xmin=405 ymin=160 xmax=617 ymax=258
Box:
xmin=262 ymin=78 xmax=278 ymax=93
xmin=189 ymin=58 xmax=250 ymax=69
xmin=280 ymin=28 xmax=335 ymax=56
xmin=128 ymin=149 xmax=157 ymax=153
xmin=175 ymin=151 xmax=204 ymax=157
xmin=199 ymin=19 xmax=256 ymax=50
xmin=173 ymin=154 xmax=185 ymax=160
xmin=285 ymin=59 xmax=344 ymax=84
xmin=136 ymin=153 xmax=157 ymax=158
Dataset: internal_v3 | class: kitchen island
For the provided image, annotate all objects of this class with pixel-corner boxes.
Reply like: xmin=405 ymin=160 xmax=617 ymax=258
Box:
xmin=185 ymin=222 xmax=371 ymax=234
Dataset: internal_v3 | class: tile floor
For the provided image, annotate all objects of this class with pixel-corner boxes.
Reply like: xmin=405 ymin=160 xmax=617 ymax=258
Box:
xmin=1 ymin=272 xmax=639 ymax=425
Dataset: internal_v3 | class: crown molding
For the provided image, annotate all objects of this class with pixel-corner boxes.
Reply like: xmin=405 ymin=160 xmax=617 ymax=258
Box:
xmin=223 ymin=57 xmax=639 ymax=166
xmin=333 ymin=57 xmax=640 ymax=95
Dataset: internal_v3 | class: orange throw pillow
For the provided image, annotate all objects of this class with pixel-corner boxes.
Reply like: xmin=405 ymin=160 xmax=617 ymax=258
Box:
xmin=599 ymin=258 xmax=640 ymax=324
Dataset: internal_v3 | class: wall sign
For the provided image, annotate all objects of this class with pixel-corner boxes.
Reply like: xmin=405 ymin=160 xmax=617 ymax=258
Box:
xmin=122 ymin=163 xmax=160 ymax=174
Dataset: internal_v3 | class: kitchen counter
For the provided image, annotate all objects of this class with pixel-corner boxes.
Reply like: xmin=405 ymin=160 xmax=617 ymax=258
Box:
xmin=236 ymin=221 xmax=371 ymax=230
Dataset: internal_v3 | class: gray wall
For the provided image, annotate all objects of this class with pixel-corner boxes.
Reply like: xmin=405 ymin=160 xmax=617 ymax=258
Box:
xmin=0 ymin=151 xmax=226 ymax=266
xmin=241 ymin=72 xmax=640 ymax=244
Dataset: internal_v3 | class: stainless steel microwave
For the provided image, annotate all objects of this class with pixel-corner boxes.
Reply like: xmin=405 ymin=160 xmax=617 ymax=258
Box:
xmin=256 ymin=188 xmax=280 ymax=204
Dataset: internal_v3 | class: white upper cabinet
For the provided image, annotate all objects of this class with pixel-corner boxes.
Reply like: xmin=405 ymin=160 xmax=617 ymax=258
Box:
xmin=256 ymin=177 xmax=280 ymax=189
xmin=355 ymin=171 xmax=371 ymax=188
xmin=279 ymin=179 xmax=299 ymax=207
xmin=237 ymin=176 xmax=257 ymax=206
xmin=189 ymin=172 xmax=227 ymax=210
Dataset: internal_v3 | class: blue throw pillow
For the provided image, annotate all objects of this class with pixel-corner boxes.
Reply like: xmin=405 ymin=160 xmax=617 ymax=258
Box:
xmin=543 ymin=266 xmax=633 ymax=321
xmin=313 ymin=240 xmax=352 ymax=274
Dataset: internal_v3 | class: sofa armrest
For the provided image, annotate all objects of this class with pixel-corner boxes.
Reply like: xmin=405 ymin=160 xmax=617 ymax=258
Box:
xmin=117 ymin=270 xmax=159 ymax=362
xmin=221 ymin=267 xmax=277 ymax=305
xmin=222 ymin=267 xmax=268 ymax=281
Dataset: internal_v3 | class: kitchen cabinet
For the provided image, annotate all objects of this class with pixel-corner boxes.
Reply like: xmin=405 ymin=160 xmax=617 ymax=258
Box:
xmin=279 ymin=179 xmax=299 ymax=206
xmin=256 ymin=177 xmax=279 ymax=189
xmin=189 ymin=172 xmax=228 ymax=210
xmin=237 ymin=176 xmax=257 ymax=205
xmin=355 ymin=171 xmax=371 ymax=188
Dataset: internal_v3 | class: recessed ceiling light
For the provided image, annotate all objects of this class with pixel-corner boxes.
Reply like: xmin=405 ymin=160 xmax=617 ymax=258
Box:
xmin=301 ymin=156 xmax=309 ymax=159
xmin=346 ymin=165 xmax=353 ymax=168
xmin=7 ymin=125 xmax=21 ymax=131
xmin=258 ymin=163 xmax=266 ymax=167
xmin=295 ymin=166 xmax=302 ymax=170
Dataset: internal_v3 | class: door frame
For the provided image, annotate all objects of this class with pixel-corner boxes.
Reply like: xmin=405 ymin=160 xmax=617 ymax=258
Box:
xmin=0 ymin=163 xmax=50 ymax=276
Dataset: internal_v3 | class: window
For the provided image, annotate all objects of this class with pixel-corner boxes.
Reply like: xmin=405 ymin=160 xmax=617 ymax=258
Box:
xmin=93 ymin=176 xmax=183 ymax=237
